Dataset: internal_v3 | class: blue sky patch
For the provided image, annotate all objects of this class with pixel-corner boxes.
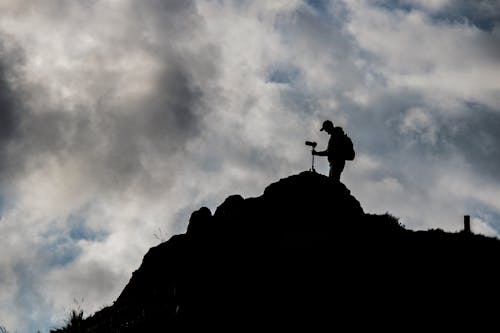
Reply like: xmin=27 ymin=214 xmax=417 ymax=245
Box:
xmin=466 ymin=201 xmax=500 ymax=235
xmin=372 ymin=0 xmax=413 ymax=12
xmin=68 ymin=213 xmax=106 ymax=242
xmin=266 ymin=64 xmax=300 ymax=84
xmin=306 ymin=0 xmax=329 ymax=13
xmin=46 ymin=237 xmax=81 ymax=267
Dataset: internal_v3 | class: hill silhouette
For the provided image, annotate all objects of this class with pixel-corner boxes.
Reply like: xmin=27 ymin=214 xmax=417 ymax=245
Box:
xmin=52 ymin=172 xmax=500 ymax=332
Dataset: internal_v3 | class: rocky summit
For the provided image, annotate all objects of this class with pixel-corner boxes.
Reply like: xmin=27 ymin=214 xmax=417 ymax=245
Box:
xmin=53 ymin=172 xmax=500 ymax=332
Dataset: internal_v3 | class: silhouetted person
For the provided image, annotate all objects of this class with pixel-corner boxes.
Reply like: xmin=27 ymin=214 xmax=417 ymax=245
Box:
xmin=312 ymin=120 xmax=351 ymax=181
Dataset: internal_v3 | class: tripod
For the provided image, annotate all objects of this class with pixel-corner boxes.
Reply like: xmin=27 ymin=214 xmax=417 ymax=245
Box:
xmin=310 ymin=149 xmax=316 ymax=173
xmin=305 ymin=141 xmax=317 ymax=173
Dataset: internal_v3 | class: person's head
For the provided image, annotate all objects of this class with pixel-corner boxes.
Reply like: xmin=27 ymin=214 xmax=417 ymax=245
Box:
xmin=320 ymin=120 xmax=334 ymax=134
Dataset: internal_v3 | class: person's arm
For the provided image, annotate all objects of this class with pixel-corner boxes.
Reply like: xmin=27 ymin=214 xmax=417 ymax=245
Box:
xmin=312 ymin=149 xmax=328 ymax=156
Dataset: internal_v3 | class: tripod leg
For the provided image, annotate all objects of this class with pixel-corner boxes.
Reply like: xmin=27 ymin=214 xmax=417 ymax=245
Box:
xmin=311 ymin=150 xmax=315 ymax=172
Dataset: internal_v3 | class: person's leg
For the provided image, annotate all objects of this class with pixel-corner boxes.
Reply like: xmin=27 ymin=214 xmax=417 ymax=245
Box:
xmin=329 ymin=160 xmax=345 ymax=181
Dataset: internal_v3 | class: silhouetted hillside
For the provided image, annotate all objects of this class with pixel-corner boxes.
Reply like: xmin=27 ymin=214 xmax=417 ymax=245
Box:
xmin=52 ymin=172 xmax=500 ymax=332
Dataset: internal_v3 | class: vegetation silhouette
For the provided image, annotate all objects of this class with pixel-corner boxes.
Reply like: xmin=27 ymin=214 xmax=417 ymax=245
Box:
xmin=52 ymin=172 xmax=500 ymax=331
xmin=51 ymin=309 xmax=84 ymax=333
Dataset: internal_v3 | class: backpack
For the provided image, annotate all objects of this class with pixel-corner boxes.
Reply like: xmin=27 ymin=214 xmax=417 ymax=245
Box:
xmin=341 ymin=133 xmax=355 ymax=161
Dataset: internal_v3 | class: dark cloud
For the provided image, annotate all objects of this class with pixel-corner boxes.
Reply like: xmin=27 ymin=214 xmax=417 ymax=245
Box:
xmin=372 ymin=0 xmax=414 ymax=12
xmin=372 ymin=0 xmax=500 ymax=31
xmin=355 ymin=97 xmax=500 ymax=184
xmin=345 ymin=89 xmax=425 ymax=151
xmin=135 ymin=0 xmax=200 ymax=37
xmin=0 ymin=37 xmax=25 ymax=140
xmin=0 ymin=63 xmax=18 ymax=143
xmin=0 ymin=39 xmax=25 ymax=189
xmin=450 ymin=105 xmax=500 ymax=181
xmin=433 ymin=0 xmax=500 ymax=31
xmin=266 ymin=63 xmax=300 ymax=84
xmin=305 ymin=0 xmax=331 ymax=13
xmin=91 ymin=55 xmax=214 ymax=193
xmin=2 ymin=31 xmax=217 ymax=197
xmin=138 ymin=58 xmax=205 ymax=145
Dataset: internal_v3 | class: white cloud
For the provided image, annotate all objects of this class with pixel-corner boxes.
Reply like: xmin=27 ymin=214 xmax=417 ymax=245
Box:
xmin=399 ymin=106 xmax=437 ymax=143
xmin=346 ymin=0 xmax=500 ymax=110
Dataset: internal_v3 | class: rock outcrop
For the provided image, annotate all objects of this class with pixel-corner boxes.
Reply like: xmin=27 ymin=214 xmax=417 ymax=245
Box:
xmin=52 ymin=172 xmax=500 ymax=332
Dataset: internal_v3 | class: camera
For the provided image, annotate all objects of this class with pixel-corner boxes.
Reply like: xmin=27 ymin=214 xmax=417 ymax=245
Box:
xmin=305 ymin=141 xmax=317 ymax=148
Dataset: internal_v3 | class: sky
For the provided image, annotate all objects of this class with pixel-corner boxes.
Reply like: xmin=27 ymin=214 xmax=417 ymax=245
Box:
xmin=0 ymin=0 xmax=499 ymax=331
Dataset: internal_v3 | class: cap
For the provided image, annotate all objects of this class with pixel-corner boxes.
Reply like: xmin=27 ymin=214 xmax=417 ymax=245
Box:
xmin=320 ymin=120 xmax=333 ymax=131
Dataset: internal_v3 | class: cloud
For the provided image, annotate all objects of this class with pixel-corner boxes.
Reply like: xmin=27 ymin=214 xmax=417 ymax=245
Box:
xmin=450 ymin=107 xmax=500 ymax=181
xmin=0 ymin=60 xmax=18 ymax=142
xmin=0 ymin=38 xmax=24 ymax=183
xmin=346 ymin=1 xmax=500 ymax=110
xmin=371 ymin=0 xmax=500 ymax=31
xmin=0 ymin=0 xmax=499 ymax=331
xmin=0 ymin=0 xmax=220 ymax=330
